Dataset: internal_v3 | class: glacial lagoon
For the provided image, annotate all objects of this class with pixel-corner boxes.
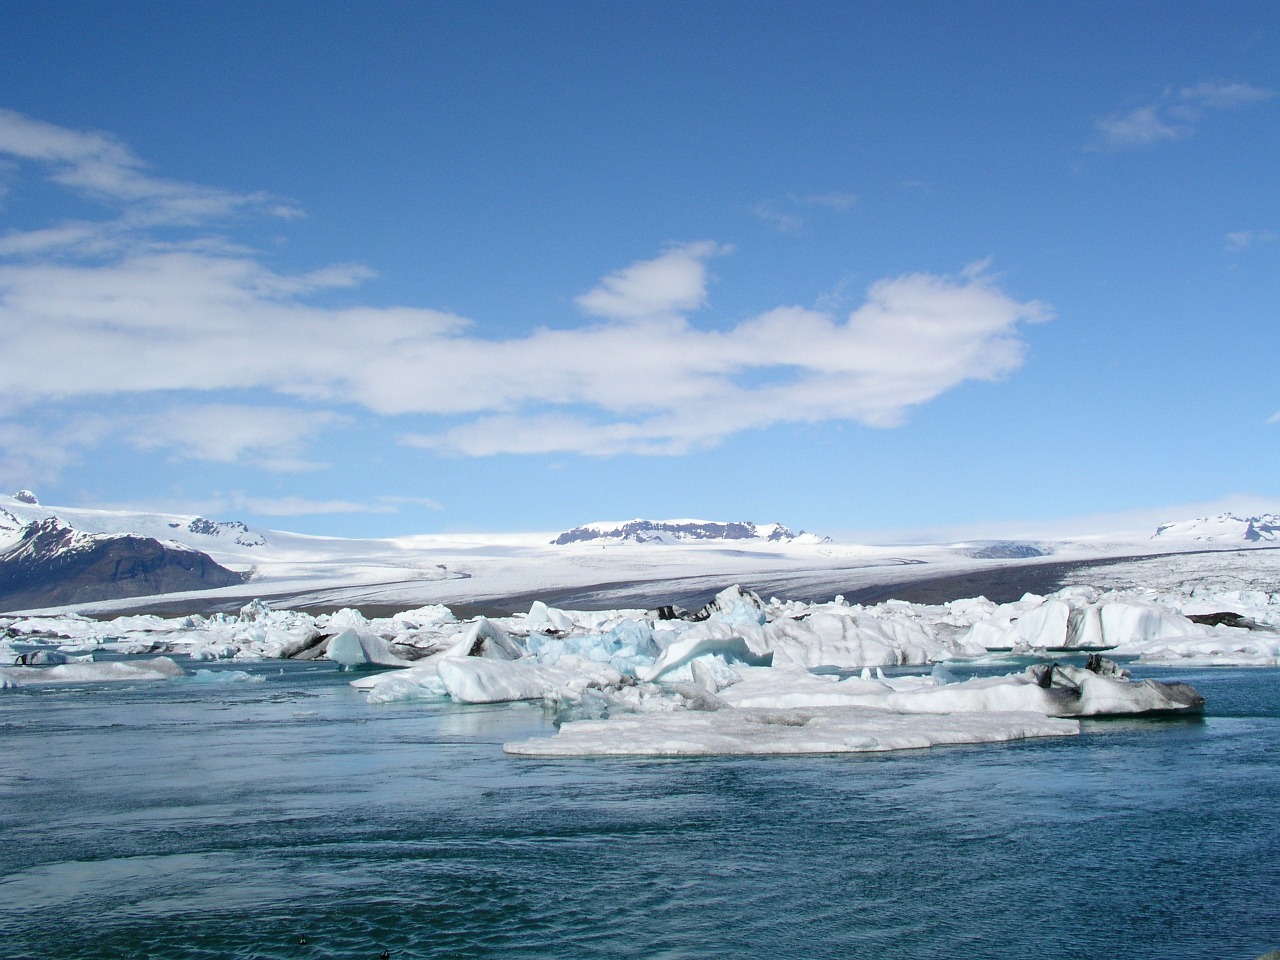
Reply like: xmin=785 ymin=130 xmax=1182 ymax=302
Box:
xmin=1 ymin=659 xmax=1277 ymax=960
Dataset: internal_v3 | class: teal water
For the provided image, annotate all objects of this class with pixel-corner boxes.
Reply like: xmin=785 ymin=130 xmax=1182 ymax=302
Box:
xmin=1 ymin=661 xmax=1277 ymax=960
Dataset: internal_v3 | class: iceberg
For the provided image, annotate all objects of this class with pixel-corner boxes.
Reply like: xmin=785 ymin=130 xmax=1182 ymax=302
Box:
xmin=504 ymin=707 xmax=1080 ymax=757
xmin=438 ymin=654 xmax=624 ymax=705
xmin=714 ymin=661 xmax=1203 ymax=718
xmin=325 ymin=627 xmax=411 ymax=669
xmin=0 ymin=657 xmax=185 ymax=687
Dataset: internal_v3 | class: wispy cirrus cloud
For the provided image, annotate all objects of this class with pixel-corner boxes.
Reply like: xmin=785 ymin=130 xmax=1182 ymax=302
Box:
xmin=213 ymin=493 xmax=442 ymax=517
xmin=750 ymin=191 xmax=859 ymax=233
xmin=0 ymin=108 xmax=301 ymax=231
xmin=126 ymin=405 xmax=351 ymax=472
xmin=0 ymin=109 xmax=1049 ymax=473
xmin=1225 ymin=229 xmax=1277 ymax=252
xmin=1094 ymin=81 xmax=1273 ymax=149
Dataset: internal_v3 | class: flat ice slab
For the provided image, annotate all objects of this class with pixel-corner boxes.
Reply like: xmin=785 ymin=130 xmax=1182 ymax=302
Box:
xmin=0 ymin=657 xmax=184 ymax=687
xmin=503 ymin=706 xmax=1079 ymax=757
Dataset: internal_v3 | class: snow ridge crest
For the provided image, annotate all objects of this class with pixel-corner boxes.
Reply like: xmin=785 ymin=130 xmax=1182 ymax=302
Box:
xmin=552 ymin=519 xmax=825 ymax=545
xmin=1152 ymin=513 xmax=1280 ymax=543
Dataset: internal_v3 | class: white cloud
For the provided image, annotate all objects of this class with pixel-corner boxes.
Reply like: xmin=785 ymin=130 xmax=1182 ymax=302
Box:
xmin=126 ymin=405 xmax=350 ymax=471
xmin=751 ymin=192 xmax=858 ymax=233
xmin=1095 ymin=106 xmax=1183 ymax=147
xmin=0 ymin=422 xmax=86 ymax=489
xmin=0 ymin=107 xmax=300 ymax=255
xmin=223 ymin=494 xmax=397 ymax=517
xmin=0 ymin=110 xmax=1051 ymax=468
xmin=1225 ymin=229 xmax=1277 ymax=252
xmin=802 ymin=191 xmax=858 ymax=211
xmin=574 ymin=241 xmax=725 ymax=321
xmin=378 ymin=495 xmax=445 ymax=511
xmin=1094 ymin=81 xmax=1273 ymax=149
xmin=213 ymin=493 xmax=441 ymax=516
xmin=1176 ymin=81 xmax=1273 ymax=113
xmin=403 ymin=266 xmax=1049 ymax=455
xmin=750 ymin=202 xmax=803 ymax=234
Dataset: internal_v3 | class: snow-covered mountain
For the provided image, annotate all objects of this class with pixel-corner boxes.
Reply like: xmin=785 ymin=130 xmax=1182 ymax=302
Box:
xmin=552 ymin=519 xmax=827 ymax=545
xmin=1 ymin=491 xmax=268 ymax=555
xmin=0 ymin=516 xmax=246 ymax=611
xmin=3 ymin=491 xmax=1277 ymax=616
xmin=1152 ymin=513 xmax=1280 ymax=543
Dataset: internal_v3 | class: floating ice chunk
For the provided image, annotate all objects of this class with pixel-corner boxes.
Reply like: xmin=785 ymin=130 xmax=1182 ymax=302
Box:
xmin=1013 ymin=599 xmax=1070 ymax=647
xmin=188 ymin=669 xmax=262 ymax=684
xmin=238 ymin=599 xmax=274 ymax=622
xmin=13 ymin=650 xmax=74 ymax=666
xmin=353 ymin=619 xmax=525 ymax=702
xmin=326 ymin=628 xmax=411 ymax=669
xmin=636 ymin=622 xmax=771 ymax=682
xmin=390 ymin=604 xmax=456 ymax=628
xmin=1098 ymin=601 xmax=1203 ymax=647
xmin=713 ymin=662 xmax=1202 ymax=718
xmin=325 ymin=608 xmax=371 ymax=633
xmin=526 ymin=618 xmax=658 ymax=674
xmin=1066 ymin=603 xmax=1105 ymax=648
xmin=358 ymin=660 xmax=450 ymax=703
xmin=715 ymin=665 xmax=890 ymax=709
xmin=187 ymin=642 xmax=240 ymax=661
xmin=701 ymin=585 xmax=767 ymax=626
xmin=438 ymin=654 xmax=623 ymax=704
xmin=759 ymin=611 xmax=941 ymax=669
xmin=690 ymin=654 xmax=740 ymax=693
xmin=1109 ymin=626 xmax=1280 ymax=667
xmin=0 ymin=657 xmax=184 ymax=686
xmin=439 ymin=618 xmax=523 ymax=661
xmin=526 ymin=601 xmax=575 ymax=634
xmin=504 ymin=706 xmax=1080 ymax=757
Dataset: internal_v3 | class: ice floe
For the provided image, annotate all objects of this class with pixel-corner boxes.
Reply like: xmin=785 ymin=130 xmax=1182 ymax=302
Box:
xmin=504 ymin=707 xmax=1080 ymax=757
xmin=0 ymin=579 xmax=1250 ymax=755
xmin=0 ymin=657 xmax=185 ymax=687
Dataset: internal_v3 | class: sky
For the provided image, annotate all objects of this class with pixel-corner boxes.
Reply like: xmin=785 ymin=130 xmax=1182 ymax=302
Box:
xmin=0 ymin=1 xmax=1277 ymax=539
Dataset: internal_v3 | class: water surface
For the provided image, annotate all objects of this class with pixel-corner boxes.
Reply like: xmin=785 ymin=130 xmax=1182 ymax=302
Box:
xmin=1 ymin=661 xmax=1277 ymax=959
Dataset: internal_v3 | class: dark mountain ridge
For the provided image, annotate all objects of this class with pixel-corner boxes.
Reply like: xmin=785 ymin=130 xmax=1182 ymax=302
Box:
xmin=0 ymin=518 xmax=247 ymax=612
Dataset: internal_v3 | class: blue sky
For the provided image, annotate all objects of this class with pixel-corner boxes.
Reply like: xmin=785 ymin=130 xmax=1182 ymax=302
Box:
xmin=0 ymin=1 xmax=1277 ymax=538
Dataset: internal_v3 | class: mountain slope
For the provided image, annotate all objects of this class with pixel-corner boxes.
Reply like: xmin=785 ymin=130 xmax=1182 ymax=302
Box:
xmin=0 ymin=518 xmax=248 ymax=611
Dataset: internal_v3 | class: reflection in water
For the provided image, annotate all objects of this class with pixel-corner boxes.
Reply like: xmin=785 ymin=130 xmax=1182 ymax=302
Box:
xmin=0 ymin=660 xmax=1277 ymax=959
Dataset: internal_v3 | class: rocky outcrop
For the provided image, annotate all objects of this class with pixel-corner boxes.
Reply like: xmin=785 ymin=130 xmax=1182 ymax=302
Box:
xmin=185 ymin=517 xmax=265 ymax=548
xmin=965 ymin=541 xmax=1049 ymax=560
xmin=0 ymin=518 xmax=248 ymax=611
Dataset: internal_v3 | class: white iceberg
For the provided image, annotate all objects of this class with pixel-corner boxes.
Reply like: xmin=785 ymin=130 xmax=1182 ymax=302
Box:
xmin=325 ymin=627 xmax=411 ymax=669
xmin=0 ymin=657 xmax=185 ymax=687
xmin=438 ymin=654 xmax=624 ymax=705
xmin=504 ymin=707 xmax=1080 ymax=757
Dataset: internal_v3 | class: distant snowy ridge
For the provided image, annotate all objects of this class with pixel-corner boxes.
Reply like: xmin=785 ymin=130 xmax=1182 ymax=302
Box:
xmin=552 ymin=519 xmax=828 ymax=545
xmin=180 ymin=518 xmax=266 ymax=548
xmin=1152 ymin=513 xmax=1280 ymax=543
xmin=0 ymin=492 xmax=267 ymax=553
